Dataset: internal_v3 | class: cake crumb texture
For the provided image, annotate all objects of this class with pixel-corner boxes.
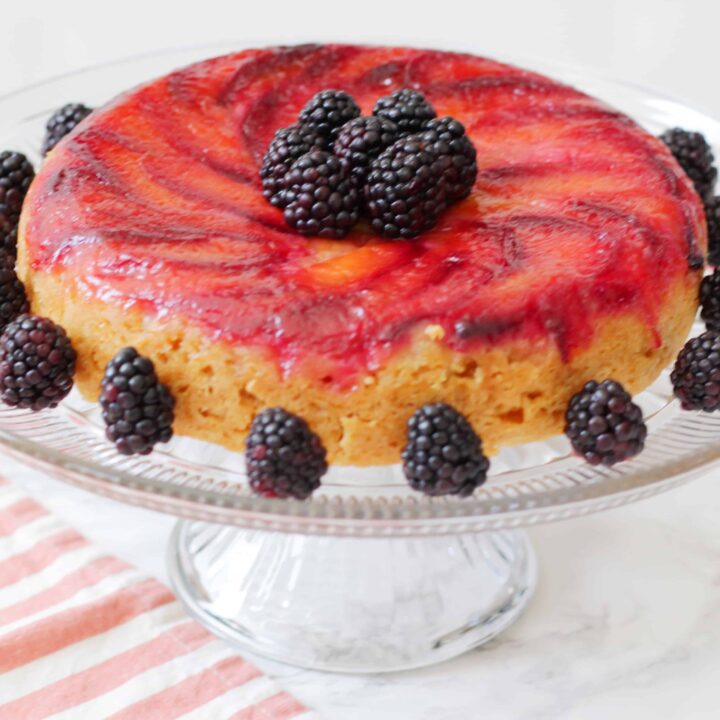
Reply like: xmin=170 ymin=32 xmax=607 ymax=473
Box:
xmin=19 ymin=270 xmax=699 ymax=465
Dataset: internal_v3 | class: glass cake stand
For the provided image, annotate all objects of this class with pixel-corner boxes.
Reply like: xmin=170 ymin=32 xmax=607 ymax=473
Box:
xmin=1 ymin=45 xmax=720 ymax=673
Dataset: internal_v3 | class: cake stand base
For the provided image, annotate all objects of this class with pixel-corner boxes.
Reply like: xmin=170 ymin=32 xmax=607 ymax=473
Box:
xmin=167 ymin=521 xmax=537 ymax=673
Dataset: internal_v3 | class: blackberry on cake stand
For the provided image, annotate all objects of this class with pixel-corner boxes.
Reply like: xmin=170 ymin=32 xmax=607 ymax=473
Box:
xmin=1 ymin=45 xmax=720 ymax=675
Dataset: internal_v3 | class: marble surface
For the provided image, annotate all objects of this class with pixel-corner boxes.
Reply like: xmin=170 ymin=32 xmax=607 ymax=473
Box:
xmin=4 ymin=1 xmax=720 ymax=717
xmin=6 ymin=451 xmax=720 ymax=720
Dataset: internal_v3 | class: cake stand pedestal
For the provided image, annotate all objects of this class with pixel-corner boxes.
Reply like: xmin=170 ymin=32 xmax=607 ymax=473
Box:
xmin=168 ymin=523 xmax=536 ymax=672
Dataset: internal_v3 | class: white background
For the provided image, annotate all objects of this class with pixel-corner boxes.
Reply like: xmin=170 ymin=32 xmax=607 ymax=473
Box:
xmin=3 ymin=1 xmax=720 ymax=718
xmin=3 ymin=0 xmax=720 ymax=116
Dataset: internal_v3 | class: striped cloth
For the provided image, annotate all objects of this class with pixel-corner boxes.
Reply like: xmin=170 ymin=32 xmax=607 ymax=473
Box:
xmin=0 ymin=477 xmax=318 ymax=719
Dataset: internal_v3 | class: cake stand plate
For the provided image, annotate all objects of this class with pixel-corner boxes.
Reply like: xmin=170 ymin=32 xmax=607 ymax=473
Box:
xmin=1 ymin=44 xmax=720 ymax=672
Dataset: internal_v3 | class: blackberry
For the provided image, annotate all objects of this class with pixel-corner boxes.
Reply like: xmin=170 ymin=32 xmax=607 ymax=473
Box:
xmin=245 ymin=407 xmax=327 ymax=499
xmin=333 ymin=116 xmax=399 ymax=186
xmin=298 ymin=90 xmax=360 ymax=140
xmin=259 ymin=123 xmax=327 ymax=207
xmin=660 ymin=127 xmax=717 ymax=201
xmin=42 ymin=103 xmax=93 ymax=155
xmin=564 ymin=380 xmax=647 ymax=466
xmin=705 ymin=196 xmax=720 ymax=266
xmin=373 ymin=89 xmax=436 ymax=136
xmin=0 ymin=253 xmax=28 ymax=331
xmin=365 ymin=136 xmax=449 ymax=238
xmin=700 ymin=268 xmax=720 ymax=332
xmin=671 ymin=331 xmax=720 ymax=411
xmin=282 ymin=150 xmax=360 ymax=238
xmin=0 ymin=314 xmax=76 ymax=411
xmin=1 ymin=218 xmax=17 ymax=257
xmin=402 ymin=402 xmax=489 ymax=497
xmin=100 ymin=347 xmax=175 ymax=455
xmin=0 ymin=151 xmax=34 ymax=226
xmin=417 ymin=117 xmax=477 ymax=201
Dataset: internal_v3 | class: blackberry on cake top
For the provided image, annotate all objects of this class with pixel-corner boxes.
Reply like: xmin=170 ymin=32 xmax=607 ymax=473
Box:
xmin=299 ymin=90 xmax=360 ymax=140
xmin=417 ymin=116 xmax=478 ymax=201
xmin=333 ymin=115 xmax=399 ymax=186
xmin=0 ymin=314 xmax=76 ymax=411
xmin=373 ymin=89 xmax=436 ymax=136
xmin=282 ymin=150 xmax=360 ymax=238
xmin=42 ymin=103 xmax=93 ymax=155
xmin=260 ymin=123 xmax=327 ymax=207
xmin=365 ymin=135 xmax=449 ymax=238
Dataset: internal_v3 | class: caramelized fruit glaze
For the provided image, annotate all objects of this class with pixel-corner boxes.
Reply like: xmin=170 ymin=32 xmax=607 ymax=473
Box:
xmin=23 ymin=45 xmax=705 ymax=388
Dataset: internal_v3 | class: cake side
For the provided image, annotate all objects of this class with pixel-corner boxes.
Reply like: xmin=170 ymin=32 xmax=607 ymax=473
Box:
xmin=18 ymin=259 xmax=699 ymax=465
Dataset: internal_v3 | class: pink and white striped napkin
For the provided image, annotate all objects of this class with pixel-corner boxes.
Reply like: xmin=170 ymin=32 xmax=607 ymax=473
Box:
xmin=0 ymin=476 xmax=318 ymax=719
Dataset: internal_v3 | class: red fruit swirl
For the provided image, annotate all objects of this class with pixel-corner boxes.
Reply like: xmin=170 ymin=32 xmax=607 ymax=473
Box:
xmin=23 ymin=45 xmax=705 ymax=388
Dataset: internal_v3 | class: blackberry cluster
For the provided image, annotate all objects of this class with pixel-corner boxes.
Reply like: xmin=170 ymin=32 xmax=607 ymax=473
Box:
xmin=671 ymin=331 xmax=720 ymax=411
xmin=260 ymin=123 xmax=326 ymax=206
xmin=365 ymin=137 xmax=449 ymax=238
xmin=333 ymin=115 xmax=399 ymax=185
xmin=282 ymin=151 xmax=360 ymax=238
xmin=260 ymin=88 xmax=477 ymax=238
xmin=700 ymin=268 xmax=720 ymax=332
xmin=660 ymin=127 xmax=717 ymax=201
xmin=42 ymin=103 xmax=93 ymax=155
xmin=245 ymin=407 xmax=327 ymax=499
xmin=0 ymin=314 xmax=76 ymax=411
xmin=0 ymin=151 xmax=34 ymax=226
xmin=564 ymin=380 xmax=647 ymax=466
xmin=299 ymin=90 xmax=360 ymax=139
xmin=705 ymin=196 xmax=720 ymax=266
xmin=402 ymin=403 xmax=489 ymax=497
xmin=0 ymin=253 xmax=28 ymax=331
xmin=373 ymin=89 xmax=436 ymax=135
xmin=99 ymin=347 xmax=175 ymax=455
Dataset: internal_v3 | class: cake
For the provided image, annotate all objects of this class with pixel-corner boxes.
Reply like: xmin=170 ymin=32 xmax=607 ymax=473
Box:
xmin=17 ymin=44 xmax=705 ymax=466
